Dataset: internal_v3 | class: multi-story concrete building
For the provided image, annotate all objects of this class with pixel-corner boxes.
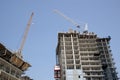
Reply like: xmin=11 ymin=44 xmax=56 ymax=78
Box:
xmin=0 ymin=43 xmax=32 ymax=80
xmin=56 ymin=29 xmax=118 ymax=80
xmin=21 ymin=76 xmax=33 ymax=80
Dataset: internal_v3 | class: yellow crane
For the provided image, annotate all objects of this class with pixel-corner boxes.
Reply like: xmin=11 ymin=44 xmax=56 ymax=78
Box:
xmin=16 ymin=12 xmax=34 ymax=59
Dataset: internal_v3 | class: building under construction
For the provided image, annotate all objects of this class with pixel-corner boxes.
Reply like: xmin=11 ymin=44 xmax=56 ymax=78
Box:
xmin=0 ymin=43 xmax=32 ymax=80
xmin=55 ymin=29 xmax=119 ymax=80
xmin=0 ymin=12 xmax=33 ymax=80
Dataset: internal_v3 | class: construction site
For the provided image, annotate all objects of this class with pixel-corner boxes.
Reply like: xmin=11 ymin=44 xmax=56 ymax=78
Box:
xmin=54 ymin=10 xmax=119 ymax=80
xmin=0 ymin=43 xmax=32 ymax=80
xmin=0 ymin=9 xmax=119 ymax=80
xmin=0 ymin=12 xmax=34 ymax=80
xmin=54 ymin=29 xmax=118 ymax=80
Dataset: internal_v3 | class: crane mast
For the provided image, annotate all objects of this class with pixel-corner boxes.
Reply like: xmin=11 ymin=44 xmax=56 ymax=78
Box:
xmin=54 ymin=9 xmax=80 ymax=28
xmin=17 ymin=12 xmax=34 ymax=58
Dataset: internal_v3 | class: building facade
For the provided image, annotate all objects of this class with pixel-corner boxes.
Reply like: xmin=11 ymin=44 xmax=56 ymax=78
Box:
xmin=0 ymin=43 xmax=32 ymax=80
xmin=21 ymin=76 xmax=33 ymax=80
xmin=56 ymin=29 xmax=118 ymax=80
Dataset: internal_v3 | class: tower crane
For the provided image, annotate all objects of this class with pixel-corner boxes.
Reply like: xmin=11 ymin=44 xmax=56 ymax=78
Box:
xmin=54 ymin=9 xmax=80 ymax=28
xmin=16 ymin=12 xmax=34 ymax=59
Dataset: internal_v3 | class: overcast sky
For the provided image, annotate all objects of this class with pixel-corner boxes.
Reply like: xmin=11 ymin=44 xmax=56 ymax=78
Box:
xmin=0 ymin=0 xmax=120 ymax=80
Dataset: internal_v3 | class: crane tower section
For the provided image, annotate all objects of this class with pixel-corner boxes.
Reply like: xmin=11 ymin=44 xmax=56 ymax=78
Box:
xmin=16 ymin=12 xmax=34 ymax=59
xmin=54 ymin=9 xmax=80 ymax=28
